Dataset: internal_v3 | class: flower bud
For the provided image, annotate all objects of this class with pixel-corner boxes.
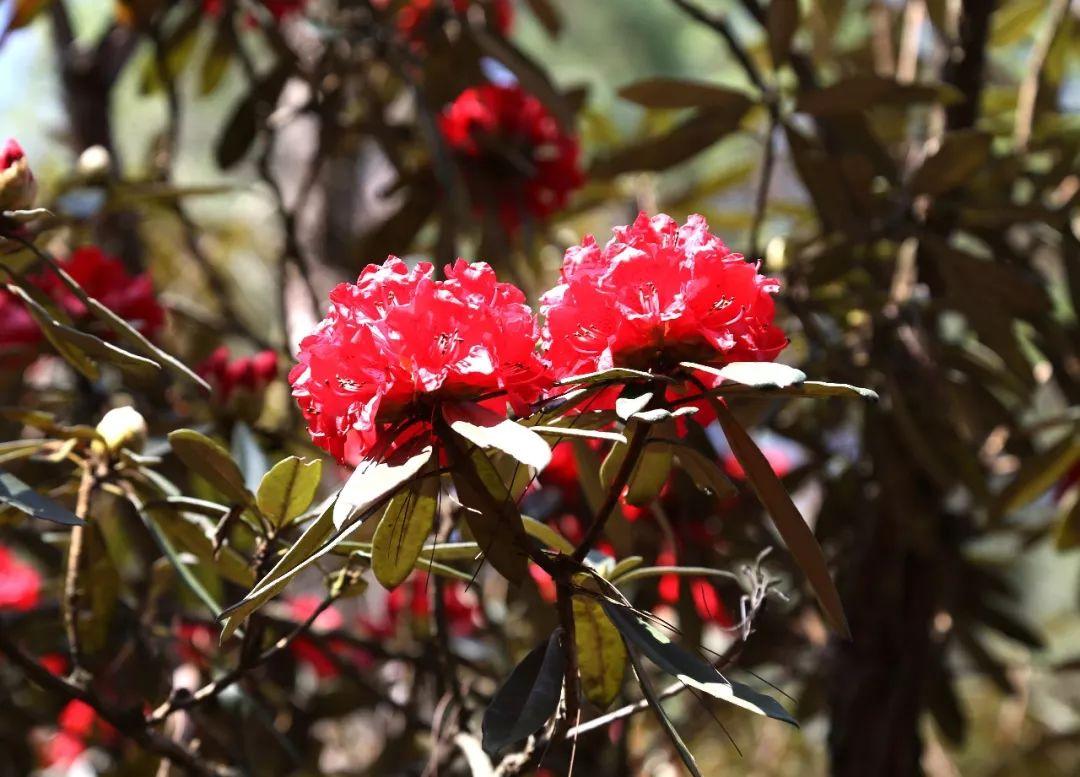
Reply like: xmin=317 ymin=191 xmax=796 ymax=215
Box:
xmin=0 ymin=139 xmax=36 ymax=213
xmin=94 ymin=406 xmax=148 ymax=455
xmin=76 ymin=145 xmax=111 ymax=182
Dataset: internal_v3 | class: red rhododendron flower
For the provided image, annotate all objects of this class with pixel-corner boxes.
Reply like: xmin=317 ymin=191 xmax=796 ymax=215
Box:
xmin=287 ymin=595 xmax=347 ymax=679
xmin=439 ymin=83 xmax=583 ymax=232
xmin=0 ymin=138 xmax=36 ymax=212
xmin=43 ymin=247 xmax=165 ymax=339
xmin=541 ymin=212 xmax=786 ymax=379
xmin=198 ymin=346 xmax=278 ymax=403
xmin=290 ymin=257 xmax=549 ymax=462
xmin=0 ymin=545 xmax=41 ymax=611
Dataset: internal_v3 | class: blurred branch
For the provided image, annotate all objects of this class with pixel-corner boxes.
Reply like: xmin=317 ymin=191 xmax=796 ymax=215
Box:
xmin=0 ymin=630 xmax=237 ymax=777
xmin=943 ymin=0 xmax=997 ymax=131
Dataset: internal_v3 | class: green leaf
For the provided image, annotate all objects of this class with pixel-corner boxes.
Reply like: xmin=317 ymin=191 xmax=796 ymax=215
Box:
xmin=522 ymin=514 xmax=575 ymax=555
xmin=200 ymin=18 xmax=234 ymax=95
xmin=909 ymin=129 xmax=992 ymax=195
xmin=372 ymin=476 xmax=439 ymax=589
xmin=482 ymin=629 xmax=566 ymax=754
xmin=674 ymin=445 xmax=737 ymax=500
xmin=5 ymin=283 xmax=98 ymax=379
xmin=712 ymin=400 xmax=850 ymax=638
xmin=618 ymin=78 xmax=754 ymax=110
xmin=0 ymin=468 xmax=84 ymax=526
xmin=84 ymin=297 xmax=211 ymax=393
xmin=574 ymin=596 xmax=626 ymax=709
xmin=443 ymin=402 xmax=551 ymax=471
xmin=215 ymin=64 xmax=290 ymax=169
xmin=601 ymin=600 xmax=797 ymax=726
xmin=151 ymin=504 xmax=255 ymax=586
xmin=47 ymin=321 xmax=161 ymax=379
xmin=607 ymin=555 xmax=645 ymax=582
xmin=795 ymin=75 xmax=960 ymax=116
xmin=256 ymin=456 xmax=323 ymax=528
xmin=555 ymin=367 xmax=658 ymax=387
xmin=231 ymin=422 xmax=269 ymax=494
xmin=168 ymin=429 xmax=252 ymax=506
xmin=592 ymin=103 xmax=753 ymax=178
xmin=452 ymin=448 xmax=530 ymax=585
xmin=333 ymin=446 xmax=433 ymax=530
xmin=601 ymin=422 xmax=673 ymax=507
xmin=996 ymin=432 xmax=1080 ymax=516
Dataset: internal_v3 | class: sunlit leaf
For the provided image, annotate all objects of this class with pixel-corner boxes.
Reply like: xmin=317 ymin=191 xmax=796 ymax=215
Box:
xmin=372 ymin=476 xmax=439 ymax=589
xmin=0 ymin=468 xmax=84 ymax=526
xmin=168 ymin=429 xmax=252 ymax=506
xmin=333 ymin=446 xmax=433 ymax=529
xmin=443 ymin=401 xmax=551 ymax=470
xmin=256 ymin=456 xmax=323 ymax=528
xmin=574 ymin=596 xmax=626 ymax=708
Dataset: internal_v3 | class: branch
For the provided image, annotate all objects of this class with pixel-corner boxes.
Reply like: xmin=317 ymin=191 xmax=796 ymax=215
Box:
xmin=1014 ymin=0 xmax=1069 ymax=150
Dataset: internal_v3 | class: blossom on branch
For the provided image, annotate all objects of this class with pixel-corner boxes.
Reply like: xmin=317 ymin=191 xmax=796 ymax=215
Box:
xmin=541 ymin=212 xmax=787 ymax=379
xmin=290 ymin=257 xmax=549 ymax=463
xmin=0 ymin=138 xmax=36 ymax=213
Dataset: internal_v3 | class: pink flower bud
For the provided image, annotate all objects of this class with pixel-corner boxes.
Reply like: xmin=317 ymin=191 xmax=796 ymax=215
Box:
xmin=0 ymin=139 xmax=36 ymax=212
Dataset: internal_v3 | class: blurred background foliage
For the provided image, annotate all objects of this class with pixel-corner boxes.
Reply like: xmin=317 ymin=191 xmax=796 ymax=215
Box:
xmin=1 ymin=0 xmax=1079 ymax=775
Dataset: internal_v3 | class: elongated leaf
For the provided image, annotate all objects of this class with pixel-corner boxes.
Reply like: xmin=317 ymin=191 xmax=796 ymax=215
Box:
xmin=443 ymin=402 xmax=551 ymax=470
xmin=6 ymin=284 xmax=98 ymax=379
xmin=712 ymin=400 xmax=850 ymax=638
xmin=482 ymin=629 xmax=566 ymax=754
xmin=231 ymin=422 xmax=269 ymax=494
xmin=556 ymin=367 xmax=658 ymax=386
xmin=674 ymin=445 xmax=737 ymax=500
xmin=607 ymin=555 xmax=645 ymax=582
xmin=996 ymin=433 xmax=1080 ymax=516
xmin=574 ymin=596 xmax=626 ymax=708
xmin=601 ymin=600 xmax=797 ymax=726
xmin=531 ymin=426 xmax=627 ymax=445
xmin=624 ymin=642 xmax=703 ymax=777
xmin=372 ymin=476 xmax=439 ymax=589
xmin=615 ymin=391 xmax=653 ymax=421
xmin=522 ymin=514 xmax=575 ymax=554
xmin=795 ymin=75 xmax=960 ymax=116
xmin=619 ymin=78 xmax=753 ymax=110
xmin=333 ymin=446 xmax=433 ymax=529
xmin=256 ymin=456 xmax=323 ymax=528
xmin=768 ymin=0 xmax=799 ymax=65
xmin=0 ymin=469 xmax=84 ymax=526
xmin=215 ymin=64 xmax=290 ymax=169
xmin=592 ymin=104 xmax=752 ymax=178
xmin=200 ymin=19 xmax=234 ymax=95
xmin=601 ymin=422 xmax=673 ymax=507
xmin=452 ymin=449 xmax=530 ymax=585
xmin=85 ymin=298 xmax=211 ymax=393
xmin=168 ymin=429 xmax=252 ymax=506
xmin=48 ymin=322 xmax=160 ymax=378
xmin=909 ymin=129 xmax=992 ymax=195
xmin=134 ymin=499 xmax=223 ymax=617
xmin=153 ymin=506 xmax=254 ymax=586
xmin=684 ymin=360 xmax=806 ymax=388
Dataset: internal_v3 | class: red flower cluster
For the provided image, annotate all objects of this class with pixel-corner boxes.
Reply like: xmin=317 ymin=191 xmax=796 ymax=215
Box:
xmin=291 ymin=257 xmax=548 ymax=462
xmin=361 ymin=573 xmax=480 ymax=638
xmin=0 ymin=138 xmax=35 ymax=213
xmin=541 ymin=213 xmax=786 ymax=378
xmin=197 ymin=346 xmax=278 ymax=403
xmin=0 ymin=545 xmax=40 ymax=612
xmin=393 ymin=0 xmax=514 ymax=41
xmin=439 ymin=83 xmax=583 ymax=232
xmin=1 ymin=247 xmax=164 ymax=360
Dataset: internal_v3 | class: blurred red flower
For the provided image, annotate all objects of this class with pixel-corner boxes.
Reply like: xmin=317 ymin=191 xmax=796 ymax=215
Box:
xmin=0 ymin=288 xmax=43 ymax=360
xmin=439 ymin=83 xmax=583 ymax=232
xmin=541 ymin=213 xmax=786 ymax=379
xmin=43 ymin=247 xmax=165 ymax=339
xmin=291 ymin=257 xmax=549 ymax=463
xmin=0 ymin=545 xmax=40 ymax=612
xmin=198 ymin=346 xmax=278 ymax=403
xmin=203 ymin=0 xmax=306 ymax=21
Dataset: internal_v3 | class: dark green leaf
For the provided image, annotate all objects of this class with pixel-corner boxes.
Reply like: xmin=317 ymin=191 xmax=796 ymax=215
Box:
xmin=215 ymin=64 xmax=290 ymax=169
xmin=712 ymin=400 xmax=850 ymax=638
xmin=909 ymin=129 xmax=992 ymax=195
xmin=231 ymin=422 xmax=269 ymax=494
xmin=618 ymin=78 xmax=754 ymax=110
xmin=0 ymin=468 xmax=84 ymax=526
xmin=372 ymin=476 xmax=439 ymax=589
xmin=482 ymin=629 xmax=566 ymax=754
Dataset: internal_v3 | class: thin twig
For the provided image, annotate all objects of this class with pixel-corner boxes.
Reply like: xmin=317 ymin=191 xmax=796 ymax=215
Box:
xmin=63 ymin=462 xmax=97 ymax=672
xmin=1014 ymin=0 xmax=1069 ymax=151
